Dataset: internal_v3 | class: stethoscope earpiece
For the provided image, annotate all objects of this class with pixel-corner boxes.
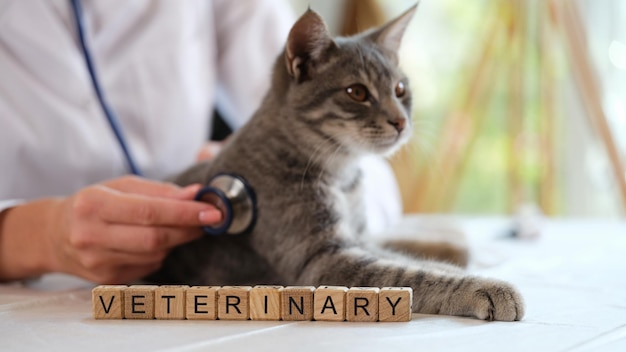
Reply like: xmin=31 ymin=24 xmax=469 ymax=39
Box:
xmin=195 ymin=174 xmax=256 ymax=236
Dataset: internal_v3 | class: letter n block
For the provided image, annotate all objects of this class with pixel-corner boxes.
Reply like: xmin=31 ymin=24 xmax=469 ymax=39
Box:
xmin=313 ymin=286 xmax=348 ymax=321
xmin=379 ymin=287 xmax=413 ymax=322
xmin=92 ymin=285 xmax=125 ymax=319
xmin=186 ymin=286 xmax=218 ymax=320
xmin=124 ymin=285 xmax=157 ymax=319
xmin=218 ymin=286 xmax=251 ymax=320
xmin=155 ymin=285 xmax=187 ymax=320
xmin=281 ymin=286 xmax=315 ymax=321
xmin=250 ymin=285 xmax=283 ymax=321
xmin=346 ymin=287 xmax=380 ymax=322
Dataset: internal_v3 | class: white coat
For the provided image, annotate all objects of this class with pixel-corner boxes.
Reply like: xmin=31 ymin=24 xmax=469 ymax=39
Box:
xmin=0 ymin=0 xmax=401 ymax=233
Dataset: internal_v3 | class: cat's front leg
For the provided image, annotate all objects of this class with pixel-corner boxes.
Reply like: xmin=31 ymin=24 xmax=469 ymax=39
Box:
xmin=296 ymin=244 xmax=524 ymax=321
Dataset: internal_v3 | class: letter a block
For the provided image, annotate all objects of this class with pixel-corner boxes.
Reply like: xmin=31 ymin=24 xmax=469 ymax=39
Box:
xmin=155 ymin=285 xmax=187 ymax=320
xmin=281 ymin=286 xmax=315 ymax=321
xmin=379 ymin=287 xmax=412 ymax=322
xmin=124 ymin=285 xmax=157 ymax=319
xmin=92 ymin=285 xmax=125 ymax=319
xmin=314 ymin=286 xmax=348 ymax=321
xmin=250 ymin=285 xmax=283 ymax=320
xmin=218 ymin=286 xmax=251 ymax=320
xmin=186 ymin=286 xmax=218 ymax=320
xmin=346 ymin=287 xmax=380 ymax=322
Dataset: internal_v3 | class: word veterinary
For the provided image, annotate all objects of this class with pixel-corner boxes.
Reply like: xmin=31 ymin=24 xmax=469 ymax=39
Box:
xmin=93 ymin=285 xmax=413 ymax=322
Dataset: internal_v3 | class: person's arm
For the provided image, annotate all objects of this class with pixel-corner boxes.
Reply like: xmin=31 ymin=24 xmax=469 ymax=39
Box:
xmin=0 ymin=176 xmax=221 ymax=284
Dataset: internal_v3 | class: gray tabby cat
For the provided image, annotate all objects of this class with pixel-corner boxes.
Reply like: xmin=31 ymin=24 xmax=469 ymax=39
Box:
xmin=150 ymin=5 xmax=524 ymax=321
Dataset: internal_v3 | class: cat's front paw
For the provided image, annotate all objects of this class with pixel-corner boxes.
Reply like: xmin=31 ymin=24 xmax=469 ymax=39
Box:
xmin=445 ymin=278 xmax=525 ymax=321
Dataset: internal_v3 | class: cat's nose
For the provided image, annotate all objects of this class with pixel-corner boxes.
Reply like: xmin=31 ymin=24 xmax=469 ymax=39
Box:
xmin=387 ymin=117 xmax=406 ymax=133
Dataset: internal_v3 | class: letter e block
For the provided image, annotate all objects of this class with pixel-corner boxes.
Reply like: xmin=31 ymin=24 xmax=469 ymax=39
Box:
xmin=281 ymin=286 xmax=315 ymax=321
xmin=155 ymin=285 xmax=187 ymax=320
xmin=186 ymin=286 xmax=218 ymax=320
xmin=250 ymin=285 xmax=283 ymax=321
xmin=379 ymin=287 xmax=413 ymax=322
xmin=92 ymin=285 xmax=125 ymax=319
xmin=313 ymin=286 xmax=348 ymax=321
xmin=346 ymin=287 xmax=380 ymax=322
xmin=218 ymin=286 xmax=251 ymax=320
xmin=124 ymin=285 xmax=157 ymax=319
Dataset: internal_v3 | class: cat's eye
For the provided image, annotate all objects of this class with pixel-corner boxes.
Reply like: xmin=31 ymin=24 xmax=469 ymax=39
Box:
xmin=395 ymin=81 xmax=406 ymax=98
xmin=346 ymin=84 xmax=369 ymax=102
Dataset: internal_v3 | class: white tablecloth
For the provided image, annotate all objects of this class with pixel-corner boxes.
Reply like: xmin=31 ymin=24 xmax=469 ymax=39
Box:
xmin=1 ymin=217 xmax=625 ymax=351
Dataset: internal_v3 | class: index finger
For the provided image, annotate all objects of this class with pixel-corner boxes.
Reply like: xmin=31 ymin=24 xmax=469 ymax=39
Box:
xmin=99 ymin=191 xmax=222 ymax=227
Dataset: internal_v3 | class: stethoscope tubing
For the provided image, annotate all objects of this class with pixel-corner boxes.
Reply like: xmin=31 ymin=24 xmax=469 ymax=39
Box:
xmin=70 ymin=0 xmax=142 ymax=176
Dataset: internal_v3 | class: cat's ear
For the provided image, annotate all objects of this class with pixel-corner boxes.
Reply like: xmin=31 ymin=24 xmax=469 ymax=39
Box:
xmin=367 ymin=3 xmax=418 ymax=58
xmin=285 ymin=9 xmax=336 ymax=82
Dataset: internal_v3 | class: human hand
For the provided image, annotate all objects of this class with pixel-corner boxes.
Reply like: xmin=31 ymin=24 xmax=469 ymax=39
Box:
xmin=45 ymin=176 xmax=221 ymax=284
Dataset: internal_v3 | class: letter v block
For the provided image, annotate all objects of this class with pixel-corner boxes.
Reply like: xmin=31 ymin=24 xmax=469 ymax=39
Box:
xmin=314 ymin=286 xmax=348 ymax=321
xmin=281 ymin=286 xmax=315 ymax=321
xmin=346 ymin=287 xmax=380 ymax=322
xmin=218 ymin=286 xmax=251 ymax=320
xmin=379 ymin=287 xmax=413 ymax=322
xmin=92 ymin=285 xmax=125 ymax=319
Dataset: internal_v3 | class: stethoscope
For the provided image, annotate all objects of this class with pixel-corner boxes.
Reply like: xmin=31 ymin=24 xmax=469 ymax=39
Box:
xmin=69 ymin=0 xmax=256 ymax=236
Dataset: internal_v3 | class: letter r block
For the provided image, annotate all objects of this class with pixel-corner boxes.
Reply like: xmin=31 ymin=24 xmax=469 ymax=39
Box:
xmin=124 ymin=285 xmax=157 ymax=319
xmin=313 ymin=286 xmax=348 ymax=321
xmin=155 ymin=285 xmax=188 ymax=320
xmin=281 ymin=286 xmax=315 ymax=321
xmin=379 ymin=287 xmax=413 ymax=322
xmin=217 ymin=286 xmax=251 ymax=320
xmin=346 ymin=287 xmax=380 ymax=322
xmin=92 ymin=285 xmax=125 ymax=319
xmin=186 ymin=286 xmax=218 ymax=320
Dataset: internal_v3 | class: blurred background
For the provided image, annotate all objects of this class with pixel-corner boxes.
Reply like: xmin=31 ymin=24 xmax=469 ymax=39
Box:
xmin=287 ymin=0 xmax=626 ymax=218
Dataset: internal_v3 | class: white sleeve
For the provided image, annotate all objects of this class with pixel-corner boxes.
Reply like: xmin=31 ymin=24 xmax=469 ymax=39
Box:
xmin=360 ymin=156 xmax=403 ymax=235
xmin=0 ymin=200 xmax=24 ymax=214
xmin=210 ymin=0 xmax=296 ymax=129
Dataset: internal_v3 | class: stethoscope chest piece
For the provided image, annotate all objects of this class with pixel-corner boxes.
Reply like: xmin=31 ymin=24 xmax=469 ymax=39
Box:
xmin=195 ymin=174 xmax=257 ymax=236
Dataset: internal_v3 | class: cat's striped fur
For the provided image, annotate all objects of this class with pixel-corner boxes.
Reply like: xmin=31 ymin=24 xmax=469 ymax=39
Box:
xmin=150 ymin=5 xmax=524 ymax=321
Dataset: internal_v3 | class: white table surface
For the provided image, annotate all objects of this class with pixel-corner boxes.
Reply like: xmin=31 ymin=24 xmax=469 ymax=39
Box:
xmin=1 ymin=216 xmax=625 ymax=352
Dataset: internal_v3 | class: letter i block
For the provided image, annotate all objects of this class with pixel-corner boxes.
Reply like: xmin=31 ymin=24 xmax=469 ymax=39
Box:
xmin=92 ymin=285 xmax=126 ymax=319
xmin=186 ymin=286 xmax=218 ymax=320
xmin=155 ymin=285 xmax=188 ymax=320
xmin=218 ymin=286 xmax=252 ymax=320
xmin=250 ymin=285 xmax=283 ymax=321
xmin=313 ymin=286 xmax=348 ymax=321
xmin=281 ymin=286 xmax=315 ymax=321
xmin=124 ymin=285 xmax=157 ymax=319
xmin=346 ymin=287 xmax=380 ymax=322
xmin=379 ymin=287 xmax=413 ymax=322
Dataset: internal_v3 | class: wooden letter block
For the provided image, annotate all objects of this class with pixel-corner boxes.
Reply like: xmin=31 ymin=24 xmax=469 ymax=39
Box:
xmin=313 ymin=286 xmax=348 ymax=321
xmin=92 ymin=285 xmax=125 ymax=319
xmin=379 ymin=287 xmax=413 ymax=322
xmin=186 ymin=286 xmax=218 ymax=320
xmin=250 ymin=285 xmax=283 ymax=321
xmin=281 ymin=286 xmax=315 ymax=321
xmin=218 ymin=286 xmax=251 ymax=320
xmin=346 ymin=287 xmax=380 ymax=322
xmin=155 ymin=285 xmax=187 ymax=320
xmin=124 ymin=285 xmax=157 ymax=319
